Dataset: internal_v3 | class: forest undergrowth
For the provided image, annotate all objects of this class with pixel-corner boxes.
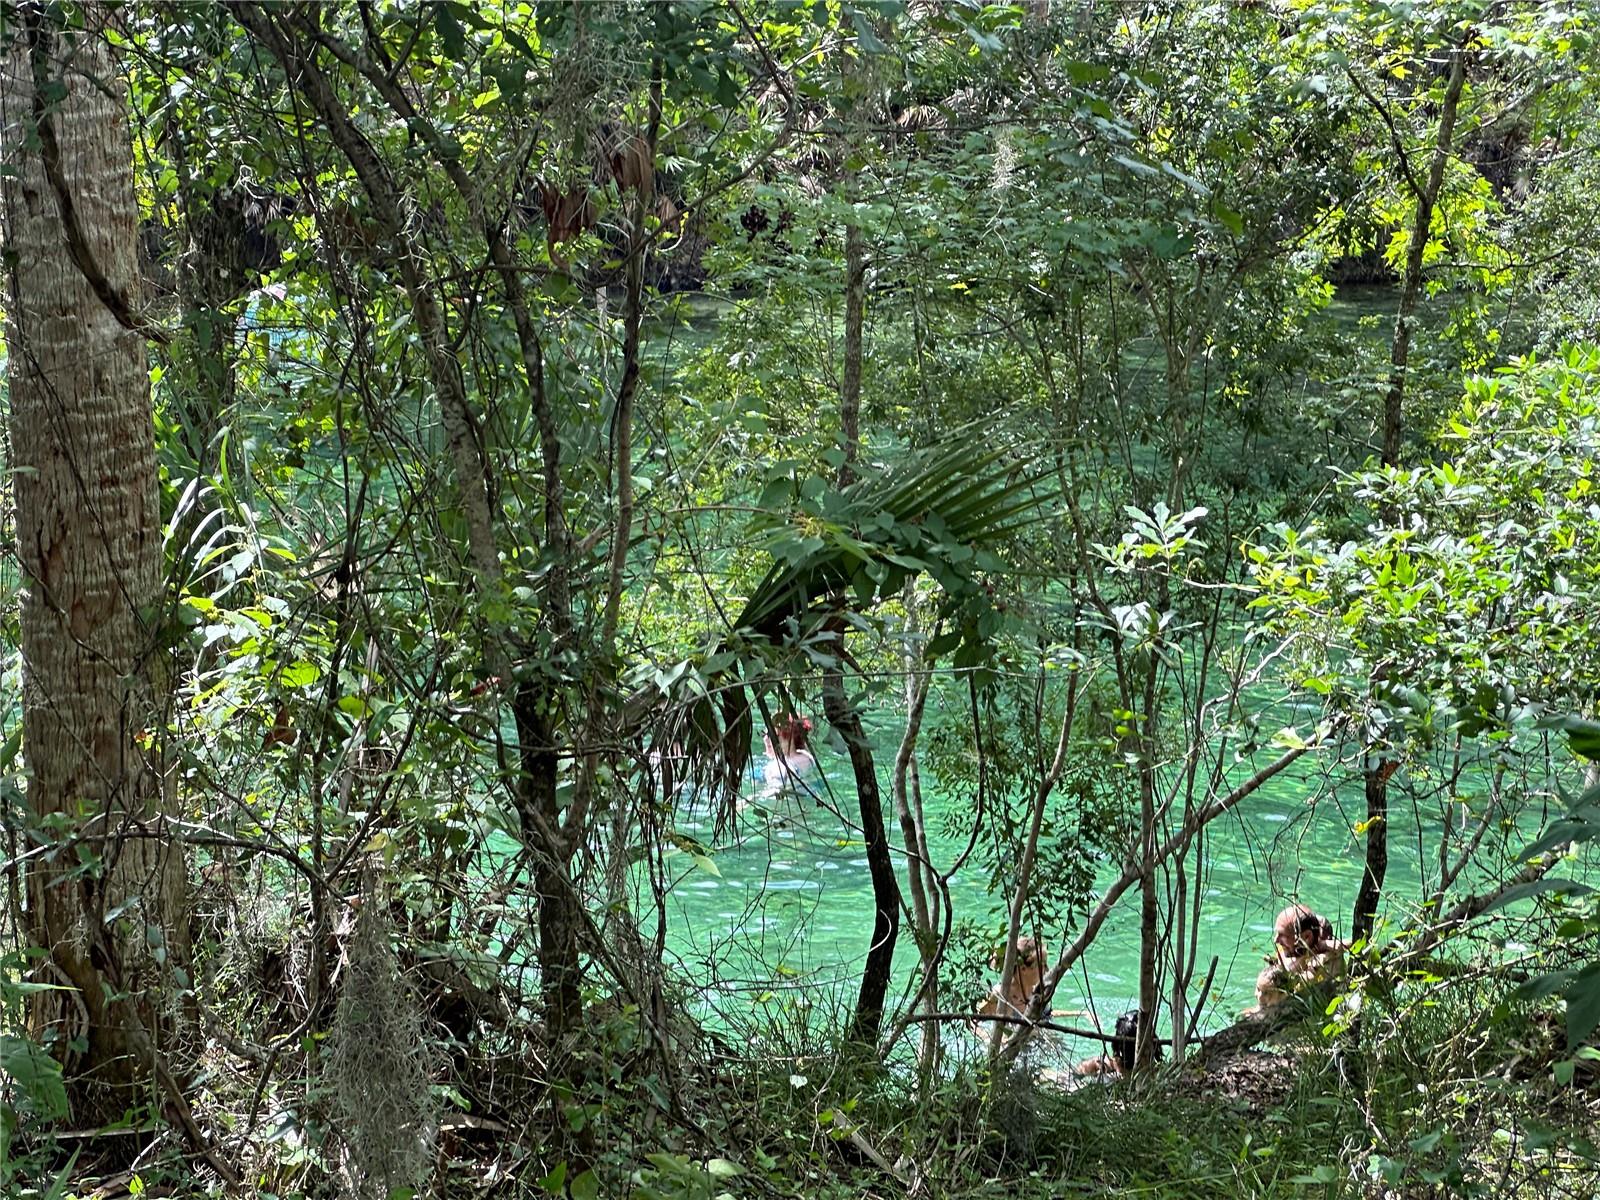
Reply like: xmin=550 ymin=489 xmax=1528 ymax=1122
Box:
xmin=5 ymin=2 xmax=1600 ymax=1198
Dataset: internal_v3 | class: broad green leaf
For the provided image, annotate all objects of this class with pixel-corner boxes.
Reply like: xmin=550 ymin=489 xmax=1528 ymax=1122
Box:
xmin=1568 ymin=964 xmax=1600 ymax=1051
xmin=1483 ymin=878 xmax=1592 ymax=913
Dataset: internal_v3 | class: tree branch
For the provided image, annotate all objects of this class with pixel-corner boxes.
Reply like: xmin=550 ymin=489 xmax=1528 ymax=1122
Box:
xmin=996 ymin=731 xmax=1330 ymax=1065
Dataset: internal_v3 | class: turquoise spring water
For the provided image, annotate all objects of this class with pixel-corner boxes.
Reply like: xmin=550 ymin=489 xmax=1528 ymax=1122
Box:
xmin=655 ymin=702 xmax=1559 ymax=1058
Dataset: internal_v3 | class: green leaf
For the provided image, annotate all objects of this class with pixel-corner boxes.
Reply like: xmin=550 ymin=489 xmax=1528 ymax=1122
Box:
xmin=1566 ymin=964 xmax=1600 ymax=1051
xmin=280 ymin=660 xmax=320 ymax=688
xmin=852 ymin=11 xmax=887 ymax=53
xmin=0 ymin=723 xmax=20 ymax=772
xmin=1543 ymin=715 xmax=1600 ymax=760
xmin=1112 ymin=152 xmax=1162 ymax=180
xmin=1289 ymin=1165 xmax=1340 ymax=1184
xmin=338 ymin=695 xmax=374 ymax=718
xmin=501 ymin=27 xmax=537 ymax=58
xmin=1515 ymin=970 xmax=1576 ymax=1001
xmin=1519 ymin=812 xmax=1600 ymax=860
xmin=734 ymin=426 xmax=1053 ymax=636
xmin=0 ymin=1035 xmax=69 ymax=1120
xmin=435 ymin=4 xmax=468 ymax=60
xmin=1408 ymin=1128 xmax=1442 ymax=1154
xmin=1151 ymin=226 xmax=1194 ymax=260
xmin=1483 ymin=878 xmax=1592 ymax=913
xmin=42 ymin=1150 xmax=80 ymax=1200
xmin=1062 ymin=60 xmax=1112 ymax=84
xmin=569 ymin=1170 xmax=599 ymax=1200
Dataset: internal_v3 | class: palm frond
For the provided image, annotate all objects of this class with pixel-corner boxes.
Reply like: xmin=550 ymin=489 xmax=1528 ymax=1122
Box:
xmin=629 ymin=428 xmax=1057 ymax=824
xmin=735 ymin=429 xmax=1055 ymax=637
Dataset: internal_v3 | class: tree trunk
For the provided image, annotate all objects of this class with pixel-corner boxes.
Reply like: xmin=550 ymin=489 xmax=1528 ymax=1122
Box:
xmin=988 ymin=668 xmax=1080 ymax=1061
xmin=1 ymin=3 xmax=190 ymax=1123
xmin=891 ymin=621 xmax=937 ymax=1072
xmin=1380 ymin=49 xmax=1466 ymax=471
xmin=1135 ymin=770 xmax=1161 ymax=1067
xmin=513 ymin=689 xmax=582 ymax=1036
xmin=1351 ymin=758 xmax=1394 ymax=945
xmin=823 ymin=676 xmax=901 ymax=1046
xmin=838 ymin=222 xmax=865 ymax=486
xmin=829 ymin=213 xmax=898 ymax=1045
xmin=1134 ymin=635 xmax=1163 ymax=1068
xmin=1357 ymin=47 xmax=1466 ymax=946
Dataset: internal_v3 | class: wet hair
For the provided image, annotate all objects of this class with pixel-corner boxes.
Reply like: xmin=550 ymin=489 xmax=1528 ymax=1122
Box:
xmin=1274 ymin=904 xmax=1313 ymax=950
xmin=1111 ymin=1009 xmax=1142 ymax=1074
xmin=1274 ymin=905 xmax=1327 ymax=958
xmin=774 ymin=713 xmax=812 ymax=751
xmin=989 ymin=935 xmax=1041 ymax=972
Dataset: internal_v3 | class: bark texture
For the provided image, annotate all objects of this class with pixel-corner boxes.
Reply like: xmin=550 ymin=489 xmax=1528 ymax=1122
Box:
xmin=2 ymin=3 xmax=189 ymax=1122
xmin=838 ymin=222 xmax=865 ymax=486
xmin=1351 ymin=758 xmax=1394 ymax=945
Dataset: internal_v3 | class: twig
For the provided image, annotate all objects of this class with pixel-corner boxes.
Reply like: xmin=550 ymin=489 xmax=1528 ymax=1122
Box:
xmin=1182 ymin=955 xmax=1220 ymax=1048
xmin=905 ymin=1010 xmax=1172 ymax=1047
xmin=1343 ymin=66 xmax=1425 ymax=201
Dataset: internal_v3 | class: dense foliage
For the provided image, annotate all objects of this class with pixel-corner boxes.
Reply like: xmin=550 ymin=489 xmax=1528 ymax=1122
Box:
xmin=2 ymin=2 xmax=1599 ymax=1197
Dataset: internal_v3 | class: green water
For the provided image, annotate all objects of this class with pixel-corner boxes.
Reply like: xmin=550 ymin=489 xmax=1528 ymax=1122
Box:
xmin=646 ymin=288 xmax=1547 ymax=1053
xmin=657 ymin=705 xmax=1550 ymax=1053
xmin=218 ymin=285 xmax=1557 ymax=1054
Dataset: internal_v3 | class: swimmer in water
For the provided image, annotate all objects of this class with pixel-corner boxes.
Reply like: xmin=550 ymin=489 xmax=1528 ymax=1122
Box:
xmin=1075 ymin=1009 xmax=1148 ymax=1078
xmin=1251 ymin=904 xmax=1347 ymax=1012
xmin=761 ymin=713 xmax=817 ymax=795
xmin=976 ymin=935 xmax=1047 ymax=1024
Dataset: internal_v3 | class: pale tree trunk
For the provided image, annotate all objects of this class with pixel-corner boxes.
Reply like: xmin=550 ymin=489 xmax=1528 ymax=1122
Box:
xmin=1134 ymin=612 xmax=1163 ymax=1068
xmin=890 ymin=602 xmax=937 ymax=1074
xmin=1 ymin=3 xmax=190 ymax=1123
xmin=986 ymin=669 xmax=1080 ymax=1062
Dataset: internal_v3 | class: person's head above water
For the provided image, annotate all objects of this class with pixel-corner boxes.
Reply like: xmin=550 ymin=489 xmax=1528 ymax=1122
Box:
xmin=1273 ymin=904 xmax=1322 ymax=958
xmin=772 ymin=713 xmax=813 ymax=754
xmin=1111 ymin=1008 xmax=1148 ymax=1074
xmin=979 ymin=934 xmax=1049 ymax=1021
xmin=989 ymin=934 xmax=1043 ymax=971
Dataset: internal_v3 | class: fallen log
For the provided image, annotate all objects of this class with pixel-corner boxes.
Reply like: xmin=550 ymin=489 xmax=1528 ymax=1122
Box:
xmin=1194 ymin=986 xmax=1338 ymax=1065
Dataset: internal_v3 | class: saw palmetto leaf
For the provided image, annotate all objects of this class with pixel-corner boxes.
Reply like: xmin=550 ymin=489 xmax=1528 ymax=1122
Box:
xmin=735 ymin=432 xmax=1056 ymax=638
xmin=637 ymin=429 xmax=1057 ymax=819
